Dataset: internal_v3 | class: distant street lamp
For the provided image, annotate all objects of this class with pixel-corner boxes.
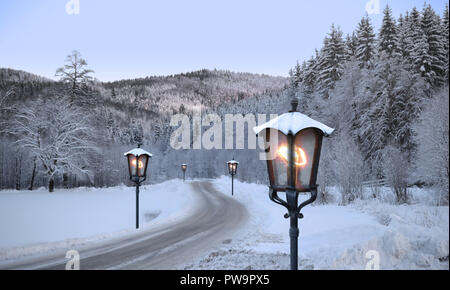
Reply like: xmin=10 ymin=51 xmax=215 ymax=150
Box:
xmin=124 ymin=145 xmax=152 ymax=229
xmin=227 ymin=159 xmax=239 ymax=196
xmin=254 ymin=97 xmax=334 ymax=270
xmin=181 ymin=164 xmax=187 ymax=181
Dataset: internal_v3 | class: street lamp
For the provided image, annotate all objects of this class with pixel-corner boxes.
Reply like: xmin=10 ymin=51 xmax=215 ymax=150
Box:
xmin=253 ymin=97 xmax=334 ymax=270
xmin=227 ymin=159 xmax=239 ymax=196
xmin=181 ymin=164 xmax=187 ymax=181
xmin=124 ymin=145 xmax=152 ymax=229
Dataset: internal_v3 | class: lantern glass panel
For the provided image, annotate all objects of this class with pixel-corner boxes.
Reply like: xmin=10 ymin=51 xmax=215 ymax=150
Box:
xmin=128 ymin=155 xmax=138 ymax=177
xmin=264 ymin=129 xmax=288 ymax=189
xmin=137 ymin=155 xmax=148 ymax=177
xmin=293 ymin=129 xmax=318 ymax=190
xmin=228 ymin=163 xmax=237 ymax=174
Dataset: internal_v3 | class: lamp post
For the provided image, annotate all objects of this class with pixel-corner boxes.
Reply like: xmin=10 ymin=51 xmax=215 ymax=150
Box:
xmin=227 ymin=159 xmax=239 ymax=196
xmin=253 ymin=97 xmax=334 ymax=270
xmin=181 ymin=164 xmax=187 ymax=181
xmin=124 ymin=145 xmax=152 ymax=229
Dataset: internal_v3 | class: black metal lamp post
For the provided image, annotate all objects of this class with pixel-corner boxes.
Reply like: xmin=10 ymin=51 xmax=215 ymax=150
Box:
xmin=124 ymin=145 xmax=152 ymax=229
xmin=254 ymin=98 xmax=334 ymax=270
xmin=181 ymin=164 xmax=187 ymax=181
xmin=227 ymin=159 xmax=239 ymax=196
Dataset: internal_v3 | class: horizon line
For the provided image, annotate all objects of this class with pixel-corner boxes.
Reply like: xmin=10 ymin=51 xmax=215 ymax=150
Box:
xmin=0 ymin=66 xmax=289 ymax=83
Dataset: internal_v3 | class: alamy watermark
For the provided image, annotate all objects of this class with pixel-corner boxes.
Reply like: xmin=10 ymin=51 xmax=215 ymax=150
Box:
xmin=365 ymin=250 xmax=380 ymax=270
xmin=66 ymin=0 xmax=80 ymax=15
xmin=65 ymin=250 xmax=80 ymax=270
xmin=365 ymin=0 xmax=381 ymax=15
xmin=169 ymin=106 xmax=280 ymax=160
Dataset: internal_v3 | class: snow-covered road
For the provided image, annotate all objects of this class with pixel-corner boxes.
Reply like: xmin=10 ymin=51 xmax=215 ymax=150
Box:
xmin=0 ymin=181 xmax=248 ymax=269
xmin=0 ymin=178 xmax=447 ymax=270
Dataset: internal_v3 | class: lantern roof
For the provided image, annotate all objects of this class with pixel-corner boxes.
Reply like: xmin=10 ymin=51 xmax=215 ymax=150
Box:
xmin=253 ymin=112 xmax=334 ymax=136
xmin=227 ymin=160 xmax=239 ymax=164
xmin=124 ymin=148 xmax=153 ymax=157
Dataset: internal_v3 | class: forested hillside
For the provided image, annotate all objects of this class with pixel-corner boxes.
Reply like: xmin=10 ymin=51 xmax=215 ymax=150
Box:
xmin=288 ymin=4 xmax=449 ymax=204
xmin=0 ymin=62 xmax=288 ymax=190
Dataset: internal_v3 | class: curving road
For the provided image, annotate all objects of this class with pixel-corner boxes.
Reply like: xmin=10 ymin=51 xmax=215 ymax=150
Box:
xmin=0 ymin=181 xmax=248 ymax=270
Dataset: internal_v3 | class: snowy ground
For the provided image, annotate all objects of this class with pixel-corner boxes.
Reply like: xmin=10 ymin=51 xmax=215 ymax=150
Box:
xmin=183 ymin=177 xmax=449 ymax=270
xmin=0 ymin=180 xmax=195 ymax=261
xmin=0 ymin=177 xmax=448 ymax=269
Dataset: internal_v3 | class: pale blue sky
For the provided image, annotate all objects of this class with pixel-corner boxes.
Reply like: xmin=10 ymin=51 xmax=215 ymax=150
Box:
xmin=0 ymin=0 xmax=447 ymax=81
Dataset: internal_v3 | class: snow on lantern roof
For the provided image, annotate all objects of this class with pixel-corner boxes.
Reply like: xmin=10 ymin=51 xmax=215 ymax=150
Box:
xmin=227 ymin=160 xmax=239 ymax=164
xmin=124 ymin=148 xmax=153 ymax=157
xmin=253 ymin=112 xmax=334 ymax=137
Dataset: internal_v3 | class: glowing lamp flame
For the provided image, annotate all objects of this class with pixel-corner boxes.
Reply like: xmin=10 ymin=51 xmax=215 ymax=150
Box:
xmin=131 ymin=159 xmax=144 ymax=169
xmin=278 ymin=145 xmax=308 ymax=167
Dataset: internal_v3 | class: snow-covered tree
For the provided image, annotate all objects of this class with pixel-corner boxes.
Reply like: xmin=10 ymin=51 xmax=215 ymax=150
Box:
xmin=328 ymin=59 xmax=371 ymax=139
xmin=345 ymin=32 xmax=358 ymax=60
xmin=7 ymin=97 xmax=98 ymax=192
xmin=355 ymin=15 xmax=376 ymax=68
xmin=362 ymin=53 xmax=424 ymax=164
xmin=292 ymin=61 xmax=303 ymax=87
xmin=411 ymin=30 xmax=432 ymax=87
xmin=362 ymin=54 xmax=400 ymax=164
xmin=397 ymin=13 xmax=412 ymax=60
xmin=131 ymin=119 xmax=144 ymax=145
xmin=443 ymin=4 xmax=449 ymax=82
xmin=55 ymin=50 xmax=95 ymax=105
xmin=316 ymin=24 xmax=345 ymax=98
xmin=383 ymin=145 xmax=410 ymax=204
xmin=413 ymin=87 xmax=449 ymax=205
xmin=301 ymin=53 xmax=319 ymax=95
xmin=402 ymin=8 xmax=422 ymax=69
xmin=421 ymin=4 xmax=447 ymax=87
xmin=332 ymin=130 xmax=367 ymax=205
xmin=378 ymin=5 xmax=399 ymax=57
xmin=0 ymin=87 xmax=14 ymax=110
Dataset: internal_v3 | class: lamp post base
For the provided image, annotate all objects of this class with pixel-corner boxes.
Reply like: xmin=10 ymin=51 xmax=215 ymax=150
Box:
xmin=269 ymin=187 xmax=317 ymax=271
xmin=136 ymin=183 xmax=140 ymax=229
xmin=286 ymin=190 xmax=299 ymax=270
xmin=231 ymin=174 xmax=234 ymax=196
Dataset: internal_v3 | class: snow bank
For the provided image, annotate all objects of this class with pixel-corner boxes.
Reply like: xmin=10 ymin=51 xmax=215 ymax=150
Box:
xmin=184 ymin=177 xmax=449 ymax=270
xmin=0 ymin=179 xmax=195 ymax=261
xmin=325 ymin=185 xmax=441 ymax=206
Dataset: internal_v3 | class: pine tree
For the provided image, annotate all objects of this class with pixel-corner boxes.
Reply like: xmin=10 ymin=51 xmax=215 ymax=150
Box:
xmin=302 ymin=54 xmax=319 ymax=95
xmin=404 ymin=7 xmax=431 ymax=83
xmin=421 ymin=4 xmax=446 ymax=86
xmin=360 ymin=51 xmax=425 ymax=165
xmin=355 ymin=15 xmax=376 ymax=68
xmin=394 ymin=67 xmax=425 ymax=156
xmin=316 ymin=24 xmax=345 ymax=97
xmin=378 ymin=5 xmax=399 ymax=57
xmin=345 ymin=32 xmax=358 ymax=60
xmin=363 ymin=55 xmax=398 ymax=164
xmin=442 ymin=4 xmax=449 ymax=82
xmin=411 ymin=30 xmax=432 ymax=83
xmin=397 ymin=13 xmax=410 ymax=59
xmin=293 ymin=61 xmax=303 ymax=87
